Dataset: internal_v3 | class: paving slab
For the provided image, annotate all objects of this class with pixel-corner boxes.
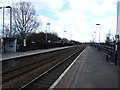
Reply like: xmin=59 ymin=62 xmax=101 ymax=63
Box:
xmin=54 ymin=46 xmax=118 ymax=89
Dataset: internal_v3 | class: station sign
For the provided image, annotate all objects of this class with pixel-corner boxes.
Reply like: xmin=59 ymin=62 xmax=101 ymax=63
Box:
xmin=23 ymin=39 xmax=26 ymax=46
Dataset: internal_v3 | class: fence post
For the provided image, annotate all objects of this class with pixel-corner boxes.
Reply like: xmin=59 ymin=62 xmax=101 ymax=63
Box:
xmin=118 ymin=42 xmax=120 ymax=66
xmin=115 ymin=50 xmax=117 ymax=65
xmin=107 ymin=54 xmax=108 ymax=62
xmin=114 ymin=41 xmax=118 ymax=65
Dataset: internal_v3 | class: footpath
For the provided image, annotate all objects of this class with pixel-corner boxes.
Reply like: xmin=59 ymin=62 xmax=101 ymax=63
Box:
xmin=54 ymin=46 xmax=118 ymax=89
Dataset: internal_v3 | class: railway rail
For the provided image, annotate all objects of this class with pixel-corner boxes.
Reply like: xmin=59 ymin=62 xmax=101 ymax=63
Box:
xmin=2 ymin=47 xmax=75 ymax=83
xmin=20 ymin=46 xmax=86 ymax=90
xmin=2 ymin=45 xmax=86 ymax=89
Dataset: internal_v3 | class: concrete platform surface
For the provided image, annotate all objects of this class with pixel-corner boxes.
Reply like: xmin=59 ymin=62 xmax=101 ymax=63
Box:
xmin=54 ymin=46 xmax=118 ymax=88
xmin=1 ymin=46 xmax=74 ymax=61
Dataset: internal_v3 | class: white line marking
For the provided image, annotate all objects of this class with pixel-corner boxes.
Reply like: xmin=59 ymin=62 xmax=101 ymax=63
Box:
xmin=49 ymin=47 xmax=88 ymax=90
xmin=70 ymin=46 xmax=88 ymax=88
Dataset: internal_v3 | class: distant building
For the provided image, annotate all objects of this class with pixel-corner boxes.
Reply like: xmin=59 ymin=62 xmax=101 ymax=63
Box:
xmin=2 ymin=37 xmax=17 ymax=53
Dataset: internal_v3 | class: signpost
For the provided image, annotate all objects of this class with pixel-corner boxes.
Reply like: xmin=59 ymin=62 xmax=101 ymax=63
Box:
xmin=115 ymin=0 xmax=120 ymax=65
xmin=117 ymin=1 xmax=120 ymax=38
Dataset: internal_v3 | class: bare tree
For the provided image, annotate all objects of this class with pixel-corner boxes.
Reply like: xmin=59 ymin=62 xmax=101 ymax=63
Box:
xmin=11 ymin=1 xmax=42 ymax=39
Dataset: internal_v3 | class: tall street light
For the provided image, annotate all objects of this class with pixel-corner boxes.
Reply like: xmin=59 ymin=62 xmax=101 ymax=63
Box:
xmin=114 ymin=1 xmax=120 ymax=65
xmin=0 ymin=6 xmax=12 ymax=53
xmin=6 ymin=6 xmax=12 ymax=37
xmin=92 ymin=34 xmax=94 ymax=42
xmin=0 ymin=6 xmax=12 ymax=37
xmin=71 ymin=34 xmax=73 ymax=41
xmin=0 ymin=7 xmax=5 ymax=37
xmin=94 ymin=30 xmax=96 ymax=47
xmin=63 ymin=30 xmax=66 ymax=38
xmin=63 ymin=30 xmax=66 ymax=44
xmin=96 ymin=24 xmax=101 ymax=50
xmin=46 ymin=23 xmax=50 ymax=47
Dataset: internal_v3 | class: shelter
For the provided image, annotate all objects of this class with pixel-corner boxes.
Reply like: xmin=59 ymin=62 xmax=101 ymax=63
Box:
xmin=2 ymin=37 xmax=17 ymax=52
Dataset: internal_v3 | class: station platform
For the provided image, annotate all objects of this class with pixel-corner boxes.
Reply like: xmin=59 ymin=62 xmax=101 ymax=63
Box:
xmin=1 ymin=46 xmax=74 ymax=61
xmin=52 ymin=46 xmax=118 ymax=89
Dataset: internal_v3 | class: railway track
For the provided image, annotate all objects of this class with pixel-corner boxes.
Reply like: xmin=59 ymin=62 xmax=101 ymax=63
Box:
xmin=20 ymin=46 xmax=86 ymax=89
xmin=2 ymin=45 xmax=86 ymax=89
xmin=2 ymin=47 xmax=74 ymax=83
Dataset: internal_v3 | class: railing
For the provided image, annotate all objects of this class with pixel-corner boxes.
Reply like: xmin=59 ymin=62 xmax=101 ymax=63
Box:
xmin=17 ymin=43 xmax=76 ymax=52
xmin=92 ymin=42 xmax=118 ymax=65
xmin=100 ymin=44 xmax=115 ymax=63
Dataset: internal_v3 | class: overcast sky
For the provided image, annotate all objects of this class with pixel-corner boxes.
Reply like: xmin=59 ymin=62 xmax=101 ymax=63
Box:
xmin=0 ymin=0 xmax=118 ymax=42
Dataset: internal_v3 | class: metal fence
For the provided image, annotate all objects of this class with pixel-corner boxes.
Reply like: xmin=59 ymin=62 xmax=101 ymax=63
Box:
xmin=91 ymin=42 xmax=118 ymax=65
xmin=100 ymin=43 xmax=115 ymax=63
xmin=17 ymin=42 xmax=75 ymax=52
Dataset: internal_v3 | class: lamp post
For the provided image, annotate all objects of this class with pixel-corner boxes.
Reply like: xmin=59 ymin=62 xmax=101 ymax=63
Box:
xmin=71 ymin=34 xmax=73 ymax=41
xmin=0 ymin=7 xmax=5 ymax=37
xmin=94 ymin=30 xmax=96 ymax=47
xmin=0 ymin=6 xmax=12 ymax=53
xmin=0 ymin=6 xmax=12 ymax=37
xmin=46 ymin=23 xmax=50 ymax=47
xmin=96 ymin=24 xmax=101 ymax=50
xmin=63 ymin=30 xmax=66 ymax=44
xmin=63 ymin=31 xmax=66 ymax=44
xmin=92 ymin=34 xmax=94 ymax=42
xmin=63 ymin=30 xmax=66 ymax=38
xmin=114 ymin=1 xmax=120 ymax=65
xmin=6 ymin=6 xmax=12 ymax=37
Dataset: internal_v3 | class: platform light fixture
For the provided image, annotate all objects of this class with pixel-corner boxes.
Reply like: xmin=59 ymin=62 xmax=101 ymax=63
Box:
xmin=0 ymin=6 xmax=12 ymax=37
xmin=96 ymin=24 xmax=101 ymax=50
xmin=46 ymin=23 xmax=50 ymax=47
xmin=0 ymin=6 xmax=12 ymax=53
